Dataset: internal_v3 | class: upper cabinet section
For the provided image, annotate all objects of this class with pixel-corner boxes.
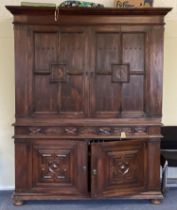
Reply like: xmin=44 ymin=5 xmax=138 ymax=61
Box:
xmin=7 ymin=7 xmax=171 ymax=119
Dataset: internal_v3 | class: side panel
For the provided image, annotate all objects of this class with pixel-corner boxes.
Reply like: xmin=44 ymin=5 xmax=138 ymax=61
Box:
xmin=15 ymin=142 xmax=32 ymax=191
xmin=147 ymin=140 xmax=161 ymax=190
xmin=146 ymin=26 xmax=164 ymax=117
xmin=14 ymin=25 xmax=33 ymax=116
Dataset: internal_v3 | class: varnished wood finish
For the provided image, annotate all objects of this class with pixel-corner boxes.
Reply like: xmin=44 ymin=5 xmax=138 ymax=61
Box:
xmin=6 ymin=6 xmax=171 ymax=204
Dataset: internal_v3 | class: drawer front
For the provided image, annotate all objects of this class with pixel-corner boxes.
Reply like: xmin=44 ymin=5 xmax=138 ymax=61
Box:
xmin=15 ymin=126 xmax=160 ymax=139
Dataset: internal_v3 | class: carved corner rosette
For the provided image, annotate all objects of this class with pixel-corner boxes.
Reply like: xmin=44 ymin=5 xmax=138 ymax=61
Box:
xmin=50 ymin=63 xmax=67 ymax=83
xmin=29 ymin=127 xmax=42 ymax=135
xmin=64 ymin=127 xmax=78 ymax=135
xmin=97 ymin=127 xmax=112 ymax=135
xmin=111 ymin=63 xmax=130 ymax=83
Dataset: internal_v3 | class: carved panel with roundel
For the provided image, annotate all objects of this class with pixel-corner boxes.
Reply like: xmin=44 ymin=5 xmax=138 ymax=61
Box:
xmin=112 ymin=64 xmax=130 ymax=83
xmin=50 ymin=64 xmax=67 ymax=83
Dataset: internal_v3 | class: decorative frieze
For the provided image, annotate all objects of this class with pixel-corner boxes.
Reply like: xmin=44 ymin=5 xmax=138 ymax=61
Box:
xmin=26 ymin=126 xmax=149 ymax=137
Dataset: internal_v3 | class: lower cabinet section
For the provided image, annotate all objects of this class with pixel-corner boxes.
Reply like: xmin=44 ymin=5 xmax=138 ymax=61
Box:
xmin=14 ymin=139 xmax=162 ymax=204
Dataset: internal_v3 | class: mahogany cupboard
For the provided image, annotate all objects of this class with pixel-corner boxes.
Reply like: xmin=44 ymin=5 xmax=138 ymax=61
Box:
xmin=6 ymin=6 xmax=171 ymax=205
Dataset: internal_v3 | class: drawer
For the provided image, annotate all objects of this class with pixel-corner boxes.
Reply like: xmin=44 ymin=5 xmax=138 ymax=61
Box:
xmin=15 ymin=126 xmax=161 ymax=139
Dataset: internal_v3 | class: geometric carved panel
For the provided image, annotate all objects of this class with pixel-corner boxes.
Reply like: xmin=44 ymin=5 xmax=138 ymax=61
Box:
xmin=113 ymin=157 xmax=130 ymax=176
xmin=32 ymin=141 xmax=88 ymax=196
xmin=40 ymin=152 xmax=70 ymax=183
xmin=112 ymin=64 xmax=130 ymax=83
xmin=107 ymin=145 xmax=145 ymax=188
xmin=91 ymin=140 xmax=146 ymax=197
xmin=109 ymin=153 xmax=139 ymax=185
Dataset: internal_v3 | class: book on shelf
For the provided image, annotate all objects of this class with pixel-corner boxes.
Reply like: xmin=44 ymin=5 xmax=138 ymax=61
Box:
xmin=21 ymin=2 xmax=56 ymax=7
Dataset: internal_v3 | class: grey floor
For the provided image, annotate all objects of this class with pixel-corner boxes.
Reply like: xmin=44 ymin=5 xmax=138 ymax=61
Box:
xmin=1 ymin=189 xmax=177 ymax=210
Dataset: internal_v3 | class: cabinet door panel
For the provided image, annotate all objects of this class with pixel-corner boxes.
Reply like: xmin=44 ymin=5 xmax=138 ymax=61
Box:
xmin=32 ymin=28 xmax=88 ymax=118
xmin=122 ymin=33 xmax=145 ymax=116
xmin=91 ymin=140 xmax=147 ymax=198
xmin=122 ymin=75 xmax=144 ymax=117
xmin=58 ymin=32 xmax=87 ymax=115
xmin=122 ymin=33 xmax=144 ymax=72
xmin=96 ymin=33 xmax=121 ymax=73
xmin=34 ymin=75 xmax=58 ymax=113
xmin=90 ymin=30 xmax=146 ymax=118
xmin=34 ymin=32 xmax=58 ymax=72
xmin=32 ymin=140 xmax=88 ymax=197
xmin=95 ymin=75 xmax=121 ymax=113
xmin=90 ymin=32 xmax=122 ymax=118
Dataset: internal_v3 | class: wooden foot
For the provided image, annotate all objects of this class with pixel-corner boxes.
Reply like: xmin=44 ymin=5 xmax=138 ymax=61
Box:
xmin=150 ymin=199 xmax=162 ymax=205
xmin=13 ymin=199 xmax=24 ymax=206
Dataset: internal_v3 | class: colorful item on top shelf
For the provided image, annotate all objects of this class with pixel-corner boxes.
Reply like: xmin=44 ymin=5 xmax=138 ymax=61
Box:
xmin=115 ymin=0 xmax=153 ymax=8
xmin=59 ymin=1 xmax=104 ymax=8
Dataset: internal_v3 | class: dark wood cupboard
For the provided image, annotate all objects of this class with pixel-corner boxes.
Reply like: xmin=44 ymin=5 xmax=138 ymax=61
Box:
xmin=6 ymin=6 xmax=171 ymax=205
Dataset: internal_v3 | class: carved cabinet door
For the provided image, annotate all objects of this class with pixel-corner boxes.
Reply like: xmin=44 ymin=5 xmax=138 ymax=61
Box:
xmin=89 ymin=27 xmax=146 ymax=118
xmin=32 ymin=140 xmax=88 ymax=197
xmin=31 ymin=27 xmax=89 ymax=118
xmin=91 ymin=140 xmax=147 ymax=198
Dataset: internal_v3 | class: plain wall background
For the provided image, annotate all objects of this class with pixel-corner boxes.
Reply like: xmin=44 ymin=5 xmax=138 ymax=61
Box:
xmin=0 ymin=0 xmax=177 ymax=190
